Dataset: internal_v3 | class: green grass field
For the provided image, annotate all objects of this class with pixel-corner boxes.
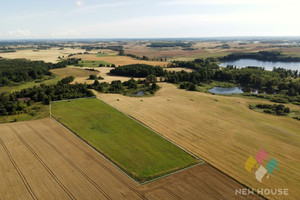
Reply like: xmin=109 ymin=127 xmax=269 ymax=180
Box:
xmin=51 ymin=98 xmax=199 ymax=182
xmin=77 ymin=60 xmax=113 ymax=67
xmin=0 ymin=76 xmax=61 ymax=94
xmin=0 ymin=103 xmax=49 ymax=124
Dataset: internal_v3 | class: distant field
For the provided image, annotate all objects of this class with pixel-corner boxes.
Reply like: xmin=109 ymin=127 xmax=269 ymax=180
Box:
xmin=123 ymin=42 xmax=284 ymax=61
xmin=96 ymin=83 xmax=300 ymax=200
xmin=72 ymin=54 xmax=168 ymax=67
xmin=0 ymin=47 xmax=96 ymax=63
xmin=165 ymin=67 xmax=194 ymax=72
xmin=77 ymin=60 xmax=113 ymax=67
xmin=51 ymin=98 xmax=199 ymax=182
xmin=50 ymin=66 xmax=98 ymax=78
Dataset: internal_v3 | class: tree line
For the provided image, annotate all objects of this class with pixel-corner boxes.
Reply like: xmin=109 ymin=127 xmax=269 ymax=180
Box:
xmin=220 ymin=51 xmax=300 ymax=62
xmin=0 ymin=58 xmax=79 ymax=86
xmin=0 ymin=78 xmax=93 ymax=116
xmin=110 ymin=64 xmax=165 ymax=77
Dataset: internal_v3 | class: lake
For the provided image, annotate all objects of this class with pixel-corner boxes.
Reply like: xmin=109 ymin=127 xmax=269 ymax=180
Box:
xmin=219 ymin=59 xmax=300 ymax=71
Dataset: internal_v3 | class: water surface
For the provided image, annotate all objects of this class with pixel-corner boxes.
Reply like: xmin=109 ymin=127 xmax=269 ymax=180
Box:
xmin=219 ymin=59 xmax=300 ymax=71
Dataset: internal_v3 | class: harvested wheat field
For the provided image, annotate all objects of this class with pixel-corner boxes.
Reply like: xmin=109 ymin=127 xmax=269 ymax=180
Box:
xmin=51 ymin=67 xmax=99 ymax=78
xmin=95 ymin=83 xmax=300 ymax=200
xmin=0 ymin=48 xmax=93 ymax=63
xmin=72 ymin=54 xmax=168 ymax=67
xmin=0 ymin=118 xmax=261 ymax=199
xmin=72 ymin=66 xmax=144 ymax=84
xmin=165 ymin=67 xmax=194 ymax=72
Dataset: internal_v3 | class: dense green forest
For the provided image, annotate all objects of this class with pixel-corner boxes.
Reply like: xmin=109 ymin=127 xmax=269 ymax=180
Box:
xmin=110 ymin=64 xmax=165 ymax=77
xmin=166 ymin=59 xmax=300 ymax=104
xmin=0 ymin=75 xmax=159 ymax=116
xmin=220 ymin=51 xmax=300 ymax=62
xmin=0 ymin=58 xmax=79 ymax=86
xmin=249 ymin=103 xmax=290 ymax=116
xmin=89 ymin=77 xmax=159 ymax=96
xmin=0 ymin=78 xmax=94 ymax=116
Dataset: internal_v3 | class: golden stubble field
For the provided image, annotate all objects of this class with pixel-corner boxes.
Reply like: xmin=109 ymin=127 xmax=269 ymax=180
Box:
xmin=0 ymin=48 xmax=97 ymax=63
xmin=0 ymin=118 xmax=261 ymax=200
xmin=96 ymin=83 xmax=300 ymax=200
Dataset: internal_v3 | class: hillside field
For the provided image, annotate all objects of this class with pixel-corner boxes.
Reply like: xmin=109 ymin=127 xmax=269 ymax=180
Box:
xmin=72 ymin=54 xmax=168 ymax=67
xmin=96 ymin=83 xmax=300 ymax=200
xmin=0 ymin=118 xmax=260 ymax=199
xmin=51 ymin=98 xmax=199 ymax=182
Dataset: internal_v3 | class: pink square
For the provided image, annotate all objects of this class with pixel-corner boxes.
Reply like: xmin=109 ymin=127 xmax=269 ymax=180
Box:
xmin=256 ymin=148 xmax=268 ymax=164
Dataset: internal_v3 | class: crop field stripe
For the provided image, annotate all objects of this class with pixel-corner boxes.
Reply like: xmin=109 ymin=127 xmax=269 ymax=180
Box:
xmin=0 ymin=138 xmax=38 ymax=200
xmin=41 ymin=119 xmax=147 ymax=200
xmin=160 ymin=186 xmax=183 ymax=200
xmin=50 ymin=97 xmax=204 ymax=184
xmin=26 ymin=123 xmax=113 ymax=200
xmin=95 ymin=96 xmax=204 ymax=162
xmin=9 ymin=127 xmax=77 ymax=200
xmin=49 ymin=103 xmax=142 ymax=185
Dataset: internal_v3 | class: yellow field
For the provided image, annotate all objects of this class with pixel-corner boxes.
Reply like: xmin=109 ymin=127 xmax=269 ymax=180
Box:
xmin=72 ymin=54 xmax=168 ymax=67
xmin=0 ymin=118 xmax=260 ymax=199
xmin=95 ymin=83 xmax=300 ymax=200
xmin=0 ymin=48 xmax=97 ymax=63
xmin=50 ymin=66 xmax=98 ymax=79
xmin=68 ymin=66 xmax=144 ymax=84
xmin=165 ymin=67 xmax=194 ymax=72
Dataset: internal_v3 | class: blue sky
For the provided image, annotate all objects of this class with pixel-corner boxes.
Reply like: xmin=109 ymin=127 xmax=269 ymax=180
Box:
xmin=0 ymin=0 xmax=299 ymax=39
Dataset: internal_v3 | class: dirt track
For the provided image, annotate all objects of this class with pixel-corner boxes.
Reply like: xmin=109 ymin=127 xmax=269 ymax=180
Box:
xmin=0 ymin=118 xmax=260 ymax=199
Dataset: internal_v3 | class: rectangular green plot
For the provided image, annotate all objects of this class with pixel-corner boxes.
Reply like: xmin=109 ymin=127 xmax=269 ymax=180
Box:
xmin=51 ymin=98 xmax=199 ymax=182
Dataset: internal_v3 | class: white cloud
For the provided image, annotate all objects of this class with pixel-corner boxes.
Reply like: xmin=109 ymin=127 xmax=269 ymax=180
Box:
xmin=74 ymin=1 xmax=139 ymax=12
xmin=8 ymin=29 xmax=32 ymax=38
xmin=159 ymin=0 xmax=299 ymax=6
xmin=75 ymin=0 xmax=85 ymax=7
xmin=51 ymin=29 xmax=82 ymax=38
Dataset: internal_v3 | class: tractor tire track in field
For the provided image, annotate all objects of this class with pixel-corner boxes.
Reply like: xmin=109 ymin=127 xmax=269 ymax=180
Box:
xmin=160 ymin=186 xmax=183 ymax=200
xmin=0 ymin=138 xmax=38 ymax=200
xmin=26 ymin=124 xmax=112 ymax=200
xmin=9 ymin=127 xmax=76 ymax=200
xmin=41 ymin=119 xmax=147 ymax=200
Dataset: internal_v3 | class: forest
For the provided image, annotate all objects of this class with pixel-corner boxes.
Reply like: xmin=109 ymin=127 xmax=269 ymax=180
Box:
xmin=89 ymin=77 xmax=159 ymax=95
xmin=220 ymin=51 xmax=300 ymax=62
xmin=166 ymin=59 xmax=300 ymax=104
xmin=110 ymin=64 xmax=165 ymax=77
xmin=0 ymin=58 xmax=79 ymax=86
xmin=0 ymin=78 xmax=94 ymax=116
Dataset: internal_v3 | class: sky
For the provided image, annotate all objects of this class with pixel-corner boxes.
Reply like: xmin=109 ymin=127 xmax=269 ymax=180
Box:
xmin=0 ymin=0 xmax=300 ymax=39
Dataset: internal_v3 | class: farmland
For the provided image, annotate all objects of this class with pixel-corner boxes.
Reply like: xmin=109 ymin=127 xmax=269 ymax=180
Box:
xmin=0 ymin=47 xmax=95 ymax=63
xmin=72 ymin=54 xmax=168 ymax=67
xmin=0 ymin=118 xmax=261 ymax=199
xmin=0 ymin=67 xmax=98 ymax=94
xmin=95 ymin=83 xmax=300 ymax=200
xmin=51 ymin=98 xmax=199 ymax=182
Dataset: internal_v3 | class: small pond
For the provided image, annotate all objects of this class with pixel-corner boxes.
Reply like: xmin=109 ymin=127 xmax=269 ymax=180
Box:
xmin=136 ymin=91 xmax=145 ymax=96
